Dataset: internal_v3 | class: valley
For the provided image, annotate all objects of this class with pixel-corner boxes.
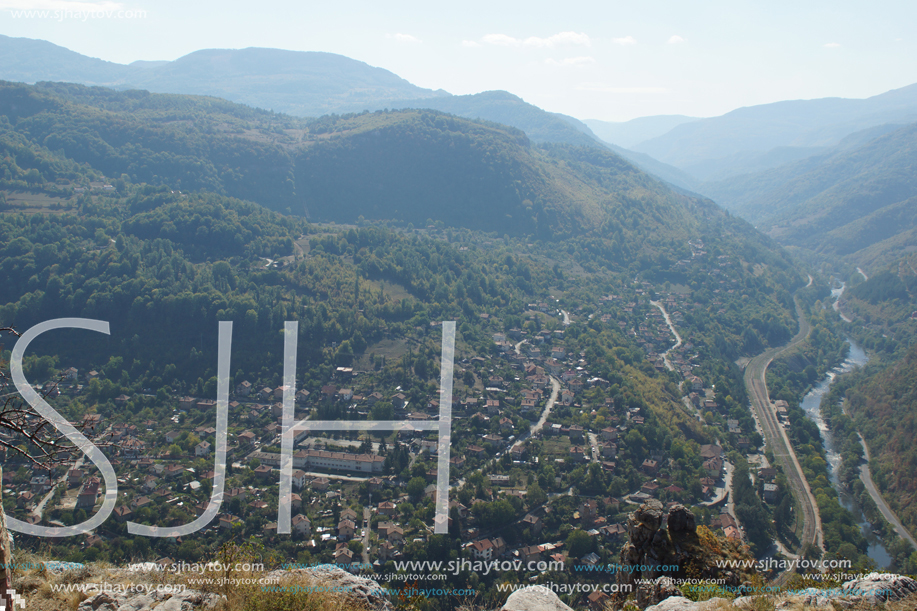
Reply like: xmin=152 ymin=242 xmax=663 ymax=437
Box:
xmin=0 ymin=32 xmax=916 ymax=610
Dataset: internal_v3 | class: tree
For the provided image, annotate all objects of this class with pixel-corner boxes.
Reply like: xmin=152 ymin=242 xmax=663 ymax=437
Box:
xmin=406 ymin=476 xmax=426 ymax=502
xmin=566 ymin=529 xmax=594 ymax=558
xmin=0 ymin=328 xmax=104 ymax=466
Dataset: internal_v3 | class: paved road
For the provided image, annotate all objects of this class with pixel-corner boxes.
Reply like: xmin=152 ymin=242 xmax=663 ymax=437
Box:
xmin=649 ymin=300 xmax=682 ymax=371
xmin=587 ymin=432 xmax=600 ymax=463
xmin=702 ymin=460 xmax=733 ymax=508
xmin=855 ymin=433 xmax=917 ymax=550
xmin=34 ymin=455 xmax=86 ymax=519
xmin=361 ymin=507 xmax=371 ymax=565
xmin=744 ymin=297 xmax=824 ymax=556
xmin=512 ymin=377 xmax=561 ymax=453
xmin=530 ymin=377 xmax=561 ymax=437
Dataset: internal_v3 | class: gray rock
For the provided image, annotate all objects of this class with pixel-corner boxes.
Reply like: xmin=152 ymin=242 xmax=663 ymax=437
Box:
xmin=644 ymin=595 xmax=731 ymax=610
xmin=265 ymin=566 xmax=393 ymax=611
xmin=628 ymin=499 xmax=664 ymax=548
xmin=667 ymin=505 xmax=696 ymax=535
xmin=77 ymin=589 xmax=222 ymax=611
xmin=636 ymin=575 xmax=682 ymax=609
xmin=732 ymin=595 xmax=767 ymax=609
xmin=500 ymin=585 xmax=574 ymax=611
xmin=841 ymin=572 xmax=917 ymax=604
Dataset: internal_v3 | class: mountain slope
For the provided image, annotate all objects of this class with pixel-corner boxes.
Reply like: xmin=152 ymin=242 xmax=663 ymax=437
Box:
xmin=381 ymin=90 xmax=602 ymax=147
xmin=122 ymin=47 xmax=448 ymax=116
xmin=0 ymin=35 xmax=445 ymax=116
xmin=847 ymin=343 xmax=917 ymax=538
xmin=379 ymin=91 xmax=700 ymax=191
xmin=1 ymin=81 xmax=717 ymax=243
xmin=0 ymin=36 xmax=700 ymax=192
xmin=723 ymin=122 xmax=917 ymax=270
xmin=0 ymin=34 xmax=129 ymax=83
xmin=631 ymin=84 xmax=917 ymax=181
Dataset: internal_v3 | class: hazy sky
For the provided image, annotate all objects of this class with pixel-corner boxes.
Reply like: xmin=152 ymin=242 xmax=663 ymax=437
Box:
xmin=1 ymin=0 xmax=916 ymax=121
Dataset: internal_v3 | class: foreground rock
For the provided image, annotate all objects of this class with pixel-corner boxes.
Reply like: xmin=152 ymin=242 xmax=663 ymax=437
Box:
xmin=618 ymin=500 xmax=752 ymax=608
xmin=77 ymin=589 xmax=222 ymax=611
xmin=841 ymin=572 xmax=917 ymax=604
xmin=645 ymin=597 xmax=732 ymax=611
xmin=500 ymin=585 xmax=573 ymax=611
xmin=265 ymin=566 xmax=393 ymax=611
xmin=643 ymin=573 xmax=917 ymax=610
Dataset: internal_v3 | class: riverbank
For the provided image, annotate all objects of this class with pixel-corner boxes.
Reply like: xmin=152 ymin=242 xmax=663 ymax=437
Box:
xmin=799 ymin=339 xmax=892 ymax=567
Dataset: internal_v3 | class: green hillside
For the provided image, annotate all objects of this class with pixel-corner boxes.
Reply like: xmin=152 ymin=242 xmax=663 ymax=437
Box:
xmin=0 ymin=81 xmax=705 ymax=244
xmin=846 ymin=343 xmax=917 ymax=537
xmin=699 ymin=122 xmax=917 ymax=271
xmin=0 ymin=81 xmax=805 ymax=365
xmin=631 ymin=83 xmax=917 ymax=180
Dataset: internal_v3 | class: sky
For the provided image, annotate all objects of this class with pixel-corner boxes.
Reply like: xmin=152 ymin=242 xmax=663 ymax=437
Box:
xmin=1 ymin=0 xmax=916 ymax=121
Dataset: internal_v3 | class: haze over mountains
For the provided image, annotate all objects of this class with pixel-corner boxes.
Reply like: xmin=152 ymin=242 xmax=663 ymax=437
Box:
xmin=584 ymin=115 xmax=699 ymax=149
xmin=0 ymin=35 xmax=448 ymax=116
xmin=3 ymin=34 xmax=917 ymax=272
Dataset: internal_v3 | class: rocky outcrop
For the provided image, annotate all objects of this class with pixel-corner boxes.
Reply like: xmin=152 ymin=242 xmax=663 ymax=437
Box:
xmin=24 ymin=565 xmax=391 ymax=611
xmin=265 ymin=566 xmax=392 ymax=611
xmin=643 ymin=574 xmax=917 ymax=610
xmin=645 ymin=597 xmax=731 ymax=610
xmin=618 ymin=498 xmax=666 ymax=601
xmin=666 ymin=505 xmax=696 ymax=535
xmin=841 ymin=572 xmax=917 ymax=604
xmin=500 ymin=585 xmax=573 ymax=611
xmin=77 ymin=589 xmax=222 ymax=611
xmin=617 ymin=500 xmax=755 ymax=608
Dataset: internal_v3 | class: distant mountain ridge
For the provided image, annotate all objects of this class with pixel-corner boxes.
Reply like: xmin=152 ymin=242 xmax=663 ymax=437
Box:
xmin=0 ymin=35 xmax=700 ymax=192
xmin=630 ymin=84 xmax=917 ymax=181
xmin=0 ymin=35 xmax=447 ymax=116
xmin=699 ymin=121 xmax=917 ymax=271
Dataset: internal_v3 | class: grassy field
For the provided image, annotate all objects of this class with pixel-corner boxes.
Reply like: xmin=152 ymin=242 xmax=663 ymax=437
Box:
xmin=541 ymin=437 xmax=572 ymax=458
xmin=1 ymin=190 xmax=76 ymax=214
xmin=354 ymin=337 xmax=411 ymax=370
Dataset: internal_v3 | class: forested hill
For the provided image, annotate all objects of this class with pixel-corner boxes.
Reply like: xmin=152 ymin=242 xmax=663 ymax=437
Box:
xmin=846 ymin=343 xmax=917 ymax=536
xmin=0 ymin=79 xmax=806 ymax=359
xmin=698 ymin=122 xmax=917 ymax=272
xmin=1 ymin=80 xmax=719 ymax=245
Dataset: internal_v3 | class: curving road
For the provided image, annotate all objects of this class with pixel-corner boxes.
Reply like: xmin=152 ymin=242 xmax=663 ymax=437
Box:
xmin=744 ymin=297 xmax=824 ymax=557
xmin=525 ymin=376 xmax=561 ymax=442
xmin=649 ymin=300 xmax=682 ymax=372
xmin=855 ymin=433 xmax=917 ymax=550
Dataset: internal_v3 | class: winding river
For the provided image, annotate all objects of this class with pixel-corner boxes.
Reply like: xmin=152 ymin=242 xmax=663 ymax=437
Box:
xmin=799 ymin=338 xmax=892 ymax=567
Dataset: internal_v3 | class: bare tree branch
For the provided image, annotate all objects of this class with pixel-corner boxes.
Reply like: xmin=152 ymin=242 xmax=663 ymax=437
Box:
xmin=0 ymin=326 xmax=109 ymax=469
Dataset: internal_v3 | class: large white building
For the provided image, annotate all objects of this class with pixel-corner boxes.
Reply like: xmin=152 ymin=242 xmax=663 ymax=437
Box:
xmin=293 ymin=449 xmax=385 ymax=473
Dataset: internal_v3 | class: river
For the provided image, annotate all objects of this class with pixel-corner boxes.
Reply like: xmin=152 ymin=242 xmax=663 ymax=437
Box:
xmin=799 ymin=338 xmax=892 ymax=567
